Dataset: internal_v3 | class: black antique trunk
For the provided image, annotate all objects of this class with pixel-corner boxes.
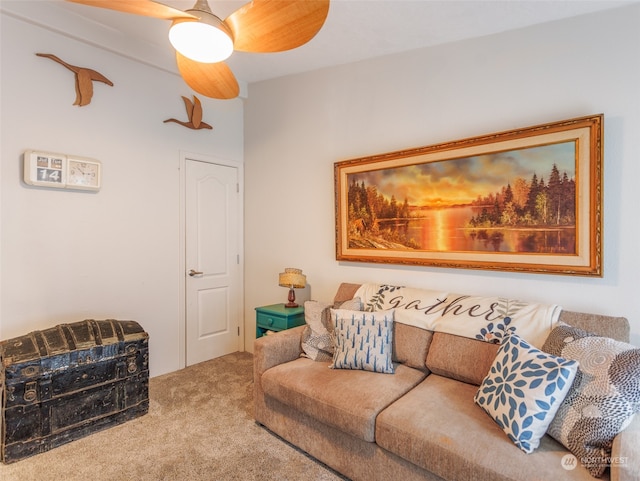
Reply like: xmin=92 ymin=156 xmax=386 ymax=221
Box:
xmin=0 ymin=319 xmax=149 ymax=463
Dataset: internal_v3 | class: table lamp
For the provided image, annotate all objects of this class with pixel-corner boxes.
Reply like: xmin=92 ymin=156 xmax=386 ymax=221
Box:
xmin=278 ymin=268 xmax=306 ymax=308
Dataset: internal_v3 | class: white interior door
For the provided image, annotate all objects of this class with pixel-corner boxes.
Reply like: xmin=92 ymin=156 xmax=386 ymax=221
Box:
xmin=185 ymin=158 xmax=241 ymax=366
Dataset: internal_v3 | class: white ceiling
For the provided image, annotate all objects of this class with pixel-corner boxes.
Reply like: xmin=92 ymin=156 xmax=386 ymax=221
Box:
xmin=2 ymin=0 xmax=635 ymax=86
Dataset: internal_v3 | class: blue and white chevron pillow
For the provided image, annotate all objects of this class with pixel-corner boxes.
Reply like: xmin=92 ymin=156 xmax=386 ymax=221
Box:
xmin=474 ymin=333 xmax=578 ymax=453
xmin=330 ymin=309 xmax=394 ymax=374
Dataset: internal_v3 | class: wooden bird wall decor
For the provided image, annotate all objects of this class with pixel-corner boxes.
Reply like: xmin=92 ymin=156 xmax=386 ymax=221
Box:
xmin=36 ymin=53 xmax=113 ymax=106
xmin=164 ymin=96 xmax=212 ymax=130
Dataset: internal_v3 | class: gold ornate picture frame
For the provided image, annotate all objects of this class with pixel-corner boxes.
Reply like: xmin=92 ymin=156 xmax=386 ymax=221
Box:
xmin=335 ymin=114 xmax=603 ymax=276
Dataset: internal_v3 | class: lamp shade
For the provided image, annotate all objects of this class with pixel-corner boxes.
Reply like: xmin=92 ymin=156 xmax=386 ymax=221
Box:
xmin=278 ymin=268 xmax=306 ymax=288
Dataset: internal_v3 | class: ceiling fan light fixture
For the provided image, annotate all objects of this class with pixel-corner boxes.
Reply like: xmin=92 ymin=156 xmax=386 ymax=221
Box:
xmin=169 ymin=13 xmax=234 ymax=64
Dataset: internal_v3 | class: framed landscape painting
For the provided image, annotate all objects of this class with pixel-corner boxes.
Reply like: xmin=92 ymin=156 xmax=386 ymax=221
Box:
xmin=334 ymin=114 xmax=603 ymax=276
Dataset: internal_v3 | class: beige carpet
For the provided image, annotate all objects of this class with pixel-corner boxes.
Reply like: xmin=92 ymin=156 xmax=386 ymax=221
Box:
xmin=1 ymin=352 xmax=346 ymax=481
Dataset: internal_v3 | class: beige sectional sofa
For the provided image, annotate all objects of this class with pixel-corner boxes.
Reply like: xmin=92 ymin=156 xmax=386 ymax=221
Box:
xmin=253 ymin=283 xmax=640 ymax=481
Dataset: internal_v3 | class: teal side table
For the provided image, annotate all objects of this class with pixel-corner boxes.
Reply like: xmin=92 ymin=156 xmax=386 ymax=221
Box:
xmin=255 ymin=303 xmax=305 ymax=338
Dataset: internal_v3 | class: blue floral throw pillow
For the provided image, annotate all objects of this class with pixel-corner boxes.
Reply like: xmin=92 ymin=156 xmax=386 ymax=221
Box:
xmin=330 ymin=309 xmax=394 ymax=374
xmin=474 ymin=333 xmax=578 ymax=453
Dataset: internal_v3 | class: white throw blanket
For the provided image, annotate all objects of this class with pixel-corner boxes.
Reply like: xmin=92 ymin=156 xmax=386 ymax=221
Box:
xmin=354 ymin=283 xmax=561 ymax=348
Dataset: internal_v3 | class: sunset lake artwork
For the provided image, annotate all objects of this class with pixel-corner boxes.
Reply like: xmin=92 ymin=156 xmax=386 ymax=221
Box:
xmin=345 ymin=141 xmax=577 ymax=255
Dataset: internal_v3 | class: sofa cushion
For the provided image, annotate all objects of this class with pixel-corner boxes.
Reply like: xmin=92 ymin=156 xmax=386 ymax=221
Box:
xmin=426 ymin=332 xmax=499 ymax=385
xmin=261 ymin=357 xmax=426 ymax=442
xmin=558 ymin=310 xmax=630 ymax=343
xmin=330 ymin=308 xmax=395 ymax=373
xmin=393 ymin=322 xmax=433 ymax=373
xmin=542 ymin=324 xmax=640 ymax=477
xmin=376 ymin=374 xmax=600 ymax=481
xmin=474 ymin=333 xmax=578 ymax=453
xmin=333 ymin=283 xmax=362 ymax=305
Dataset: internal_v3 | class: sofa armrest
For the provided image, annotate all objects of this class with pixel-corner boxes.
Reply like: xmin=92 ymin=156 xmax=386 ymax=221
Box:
xmin=254 ymin=325 xmax=304 ymax=374
xmin=253 ymin=325 xmax=304 ymax=424
xmin=610 ymin=414 xmax=640 ymax=481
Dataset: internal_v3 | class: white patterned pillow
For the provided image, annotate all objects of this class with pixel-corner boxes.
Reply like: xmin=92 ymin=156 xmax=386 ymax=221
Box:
xmin=475 ymin=333 xmax=578 ymax=453
xmin=301 ymin=301 xmax=333 ymax=361
xmin=334 ymin=297 xmax=364 ymax=316
xmin=542 ymin=324 xmax=640 ymax=477
xmin=330 ymin=308 xmax=394 ymax=374
xmin=301 ymin=298 xmax=362 ymax=362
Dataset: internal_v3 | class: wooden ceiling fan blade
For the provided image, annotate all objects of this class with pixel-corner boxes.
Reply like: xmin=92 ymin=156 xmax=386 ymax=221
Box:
xmin=65 ymin=0 xmax=197 ymax=21
xmin=176 ymin=53 xmax=239 ymax=99
xmin=225 ymin=0 xmax=329 ymax=53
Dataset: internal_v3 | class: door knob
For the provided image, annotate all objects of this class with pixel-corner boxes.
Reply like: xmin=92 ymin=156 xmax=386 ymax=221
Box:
xmin=188 ymin=269 xmax=203 ymax=277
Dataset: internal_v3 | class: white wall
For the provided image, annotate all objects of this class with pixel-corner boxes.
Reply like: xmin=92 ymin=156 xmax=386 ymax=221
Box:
xmin=244 ymin=5 xmax=640 ymax=349
xmin=0 ymin=13 xmax=244 ymax=376
xmin=3 ymin=4 xmax=639 ymax=373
